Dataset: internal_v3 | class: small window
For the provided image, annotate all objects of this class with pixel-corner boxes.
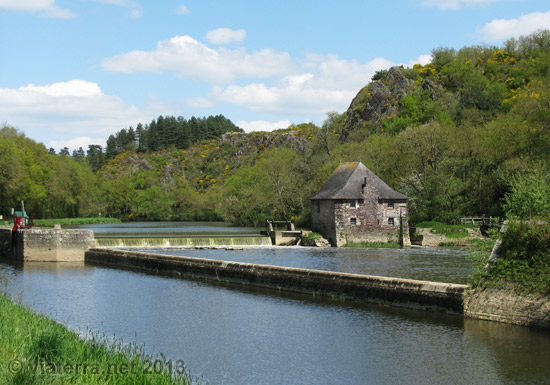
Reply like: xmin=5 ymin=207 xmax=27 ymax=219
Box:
xmin=350 ymin=218 xmax=357 ymax=225
xmin=388 ymin=201 xmax=394 ymax=208
xmin=388 ymin=217 xmax=395 ymax=226
xmin=350 ymin=200 xmax=357 ymax=208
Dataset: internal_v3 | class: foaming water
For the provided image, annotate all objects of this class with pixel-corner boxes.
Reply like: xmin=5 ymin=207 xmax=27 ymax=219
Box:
xmin=95 ymin=236 xmax=272 ymax=248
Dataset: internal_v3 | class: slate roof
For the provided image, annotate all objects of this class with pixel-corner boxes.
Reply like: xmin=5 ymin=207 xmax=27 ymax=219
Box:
xmin=310 ymin=162 xmax=408 ymax=200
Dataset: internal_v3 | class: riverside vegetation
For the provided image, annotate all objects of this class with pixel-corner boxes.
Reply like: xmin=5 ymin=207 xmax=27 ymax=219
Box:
xmin=0 ymin=290 xmax=196 ymax=384
xmin=0 ymin=289 xmax=195 ymax=385
xmin=1 ymin=30 xmax=550 ymax=229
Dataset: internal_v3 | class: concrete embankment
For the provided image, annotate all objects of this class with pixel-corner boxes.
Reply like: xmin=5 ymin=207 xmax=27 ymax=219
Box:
xmin=0 ymin=228 xmax=94 ymax=262
xmin=85 ymin=248 xmax=469 ymax=314
xmin=465 ymin=286 xmax=550 ymax=329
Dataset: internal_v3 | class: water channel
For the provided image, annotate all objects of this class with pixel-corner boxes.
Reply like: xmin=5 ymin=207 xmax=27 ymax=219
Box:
xmin=1 ymin=222 xmax=549 ymax=384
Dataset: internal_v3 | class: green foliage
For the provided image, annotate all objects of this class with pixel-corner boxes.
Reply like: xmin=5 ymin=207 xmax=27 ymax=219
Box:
xmin=0 ymin=294 xmax=193 ymax=384
xmin=502 ymin=166 xmax=550 ymax=219
xmin=4 ymin=30 xmax=550 ymax=227
xmin=470 ymin=222 xmax=550 ymax=294
xmin=438 ymin=241 xmax=458 ymax=247
xmin=371 ymin=69 xmax=388 ymax=81
xmin=105 ymin=114 xmax=243 ymax=160
xmin=0 ymin=125 xmax=102 ymax=219
xmin=415 ymin=221 xmax=472 ymax=239
xmin=33 ymin=217 xmax=121 ymax=227
xmin=301 ymin=232 xmax=322 ymax=241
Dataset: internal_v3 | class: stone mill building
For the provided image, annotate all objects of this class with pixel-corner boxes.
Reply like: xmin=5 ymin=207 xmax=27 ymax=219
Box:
xmin=310 ymin=162 xmax=411 ymax=247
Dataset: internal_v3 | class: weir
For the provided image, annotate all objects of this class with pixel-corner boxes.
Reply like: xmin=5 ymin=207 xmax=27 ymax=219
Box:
xmin=94 ymin=235 xmax=272 ymax=248
xmin=85 ymin=248 xmax=469 ymax=314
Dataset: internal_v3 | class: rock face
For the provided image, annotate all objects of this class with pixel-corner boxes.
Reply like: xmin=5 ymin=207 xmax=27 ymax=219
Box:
xmin=341 ymin=66 xmax=440 ymax=140
xmin=219 ymin=131 xmax=306 ymax=152
xmin=301 ymin=232 xmax=331 ymax=247
xmin=342 ymin=66 xmax=415 ymax=138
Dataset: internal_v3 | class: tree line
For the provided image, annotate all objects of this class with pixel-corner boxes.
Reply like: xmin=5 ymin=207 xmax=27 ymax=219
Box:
xmin=49 ymin=114 xmax=243 ymax=172
xmin=2 ymin=30 xmax=549 ymax=225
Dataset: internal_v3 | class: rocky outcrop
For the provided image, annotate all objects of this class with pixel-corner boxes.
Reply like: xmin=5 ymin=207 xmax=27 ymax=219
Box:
xmin=219 ymin=130 xmax=307 ymax=152
xmin=342 ymin=67 xmax=415 ymax=137
xmin=341 ymin=66 xmax=441 ymax=139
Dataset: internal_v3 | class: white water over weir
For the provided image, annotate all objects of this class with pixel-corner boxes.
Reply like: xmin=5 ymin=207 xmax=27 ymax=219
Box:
xmin=94 ymin=236 xmax=272 ymax=248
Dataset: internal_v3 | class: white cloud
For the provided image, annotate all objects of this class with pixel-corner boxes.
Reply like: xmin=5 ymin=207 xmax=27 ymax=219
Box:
xmin=129 ymin=8 xmax=141 ymax=19
xmin=102 ymin=35 xmax=294 ymax=83
xmin=407 ymin=54 xmax=433 ymax=67
xmin=479 ymin=11 xmax=550 ymax=41
xmin=236 ymin=120 xmax=292 ymax=133
xmin=211 ymin=55 xmax=394 ymax=116
xmin=0 ymin=0 xmax=75 ymax=18
xmin=175 ymin=4 xmax=189 ymax=15
xmin=49 ymin=137 xmax=105 ymax=152
xmin=421 ymin=0 xmax=495 ymax=10
xmin=0 ymin=80 xmax=175 ymax=150
xmin=205 ymin=28 xmax=246 ymax=45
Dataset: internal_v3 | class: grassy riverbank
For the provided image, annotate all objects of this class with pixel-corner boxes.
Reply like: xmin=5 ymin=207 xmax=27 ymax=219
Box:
xmin=33 ymin=217 xmax=122 ymax=227
xmin=469 ymin=221 xmax=550 ymax=295
xmin=0 ymin=294 xmax=194 ymax=385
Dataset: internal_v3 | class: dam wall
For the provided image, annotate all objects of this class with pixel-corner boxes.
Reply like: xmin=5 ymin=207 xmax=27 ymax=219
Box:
xmin=85 ymin=248 xmax=469 ymax=314
xmin=0 ymin=228 xmax=94 ymax=262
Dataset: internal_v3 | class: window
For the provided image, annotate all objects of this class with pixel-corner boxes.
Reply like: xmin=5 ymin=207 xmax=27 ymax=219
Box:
xmin=388 ymin=218 xmax=395 ymax=226
xmin=350 ymin=200 xmax=357 ymax=208
xmin=388 ymin=201 xmax=394 ymax=208
xmin=317 ymin=202 xmax=320 ymax=213
xmin=350 ymin=218 xmax=357 ymax=225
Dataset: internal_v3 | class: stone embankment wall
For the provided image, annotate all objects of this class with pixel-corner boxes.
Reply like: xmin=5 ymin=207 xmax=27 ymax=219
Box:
xmin=0 ymin=230 xmax=11 ymax=257
xmin=414 ymin=227 xmax=483 ymax=247
xmin=465 ymin=286 xmax=550 ymax=329
xmin=86 ymin=248 xmax=469 ymax=314
xmin=0 ymin=228 xmax=94 ymax=262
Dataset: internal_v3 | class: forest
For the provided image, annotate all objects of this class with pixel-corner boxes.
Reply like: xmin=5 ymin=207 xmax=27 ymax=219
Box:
xmin=1 ymin=30 xmax=549 ymax=227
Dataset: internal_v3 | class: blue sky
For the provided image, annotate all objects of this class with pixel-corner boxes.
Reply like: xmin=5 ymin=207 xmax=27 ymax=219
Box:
xmin=1 ymin=0 xmax=549 ymax=151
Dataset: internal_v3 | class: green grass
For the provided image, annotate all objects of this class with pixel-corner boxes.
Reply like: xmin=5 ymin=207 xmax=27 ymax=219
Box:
xmin=0 ymin=294 xmax=195 ymax=385
xmin=415 ymin=221 xmax=473 ymax=239
xmin=438 ymin=241 xmax=458 ymax=247
xmin=33 ymin=217 xmax=122 ymax=227
xmin=344 ymin=241 xmax=401 ymax=248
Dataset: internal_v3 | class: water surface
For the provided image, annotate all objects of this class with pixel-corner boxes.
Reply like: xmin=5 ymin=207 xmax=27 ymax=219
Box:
xmin=1 ymin=259 xmax=549 ymax=385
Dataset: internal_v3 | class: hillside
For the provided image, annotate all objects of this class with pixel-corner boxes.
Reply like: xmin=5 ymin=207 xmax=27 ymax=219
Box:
xmin=1 ymin=30 xmax=549 ymax=226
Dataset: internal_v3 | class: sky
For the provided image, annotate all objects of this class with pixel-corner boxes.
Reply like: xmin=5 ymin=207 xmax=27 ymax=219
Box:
xmin=1 ymin=0 xmax=549 ymax=152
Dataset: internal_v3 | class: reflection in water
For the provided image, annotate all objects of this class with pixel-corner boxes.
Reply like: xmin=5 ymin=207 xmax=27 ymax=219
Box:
xmin=1 ymin=258 xmax=549 ymax=385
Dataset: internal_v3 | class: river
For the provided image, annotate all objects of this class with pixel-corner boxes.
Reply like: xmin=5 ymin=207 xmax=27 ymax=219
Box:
xmin=0 ymin=222 xmax=548 ymax=384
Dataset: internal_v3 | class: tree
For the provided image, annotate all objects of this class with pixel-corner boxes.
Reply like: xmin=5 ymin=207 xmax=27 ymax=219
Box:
xmin=315 ymin=112 xmax=342 ymax=156
xmin=503 ymin=166 xmax=550 ymax=220
xmin=87 ymin=145 xmax=105 ymax=172
xmin=72 ymin=147 xmax=85 ymax=162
